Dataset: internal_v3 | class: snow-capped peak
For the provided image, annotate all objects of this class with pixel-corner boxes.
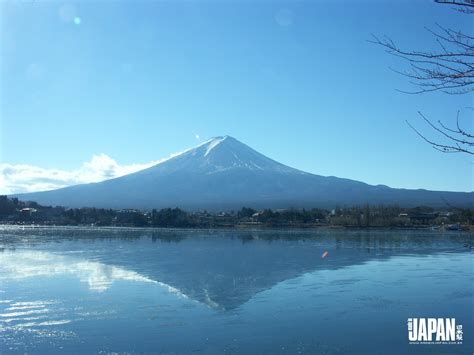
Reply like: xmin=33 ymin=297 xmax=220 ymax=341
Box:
xmin=140 ymin=135 xmax=297 ymax=176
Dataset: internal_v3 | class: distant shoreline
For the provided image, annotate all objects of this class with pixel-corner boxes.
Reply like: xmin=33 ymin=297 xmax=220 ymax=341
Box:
xmin=0 ymin=223 xmax=471 ymax=233
xmin=2 ymin=196 xmax=472 ymax=231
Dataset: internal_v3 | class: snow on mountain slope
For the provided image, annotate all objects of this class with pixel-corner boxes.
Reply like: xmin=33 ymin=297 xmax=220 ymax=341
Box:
xmin=138 ymin=135 xmax=302 ymax=175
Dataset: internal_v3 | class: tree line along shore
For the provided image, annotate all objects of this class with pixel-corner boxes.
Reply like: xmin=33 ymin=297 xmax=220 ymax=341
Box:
xmin=0 ymin=196 xmax=472 ymax=230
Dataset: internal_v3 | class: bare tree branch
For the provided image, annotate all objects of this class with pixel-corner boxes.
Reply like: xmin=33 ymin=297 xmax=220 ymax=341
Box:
xmin=434 ymin=0 xmax=474 ymax=6
xmin=435 ymin=0 xmax=474 ymax=13
xmin=418 ymin=111 xmax=473 ymax=145
xmin=406 ymin=121 xmax=473 ymax=154
xmin=369 ymin=30 xmax=474 ymax=95
xmin=437 ymin=110 xmax=474 ymax=138
xmin=371 ymin=0 xmax=473 ymax=154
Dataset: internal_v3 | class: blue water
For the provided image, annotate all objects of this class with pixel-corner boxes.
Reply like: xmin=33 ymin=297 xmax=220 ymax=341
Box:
xmin=0 ymin=227 xmax=472 ymax=354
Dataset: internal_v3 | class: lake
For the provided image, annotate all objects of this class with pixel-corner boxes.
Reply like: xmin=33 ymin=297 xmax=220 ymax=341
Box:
xmin=0 ymin=226 xmax=472 ymax=354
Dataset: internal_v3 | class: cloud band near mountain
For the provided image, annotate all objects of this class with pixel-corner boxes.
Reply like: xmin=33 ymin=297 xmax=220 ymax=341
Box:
xmin=0 ymin=154 xmax=160 ymax=195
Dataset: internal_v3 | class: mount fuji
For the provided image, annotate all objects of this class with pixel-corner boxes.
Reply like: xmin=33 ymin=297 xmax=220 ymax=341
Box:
xmin=12 ymin=136 xmax=473 ymax=210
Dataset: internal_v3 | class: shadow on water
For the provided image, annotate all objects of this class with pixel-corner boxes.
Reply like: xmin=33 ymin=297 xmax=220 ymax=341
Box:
xmin=0 ymin=226 xmax=472 ymax=310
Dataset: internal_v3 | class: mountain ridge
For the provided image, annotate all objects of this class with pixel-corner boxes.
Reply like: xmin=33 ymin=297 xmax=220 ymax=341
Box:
xmin=11 ymin=136 xmax=473 ymax=210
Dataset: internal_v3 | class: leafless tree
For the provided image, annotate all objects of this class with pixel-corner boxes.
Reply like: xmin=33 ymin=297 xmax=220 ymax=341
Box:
xmin=371 ymin=0 xmax=473 ymax=154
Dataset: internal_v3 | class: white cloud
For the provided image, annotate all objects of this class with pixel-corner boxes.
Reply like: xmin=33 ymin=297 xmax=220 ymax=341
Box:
xmin=0 ymin=154 xmax=163 ymax=195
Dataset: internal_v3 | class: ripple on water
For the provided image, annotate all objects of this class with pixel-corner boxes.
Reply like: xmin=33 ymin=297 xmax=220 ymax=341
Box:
xmin=13 ymin=319 xmax=72 ymax=328
xmin=0 ymin=298 xmax=78 ymax=351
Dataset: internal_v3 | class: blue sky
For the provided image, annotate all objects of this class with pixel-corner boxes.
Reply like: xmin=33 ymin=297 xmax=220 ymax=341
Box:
xmin=1 ymin=0 xmax=472 ymax=193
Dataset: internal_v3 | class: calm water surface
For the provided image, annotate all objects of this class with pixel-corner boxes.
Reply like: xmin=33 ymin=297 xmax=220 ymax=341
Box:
xmin=0 ymin=227 xmax=472 ymax=354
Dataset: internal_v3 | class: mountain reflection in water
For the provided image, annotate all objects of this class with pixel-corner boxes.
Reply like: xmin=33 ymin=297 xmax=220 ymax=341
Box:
xmin=0 ymin=227 xmax=472 ymax=354
xmin=0 ymin=227 xmax=471 ymax=311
